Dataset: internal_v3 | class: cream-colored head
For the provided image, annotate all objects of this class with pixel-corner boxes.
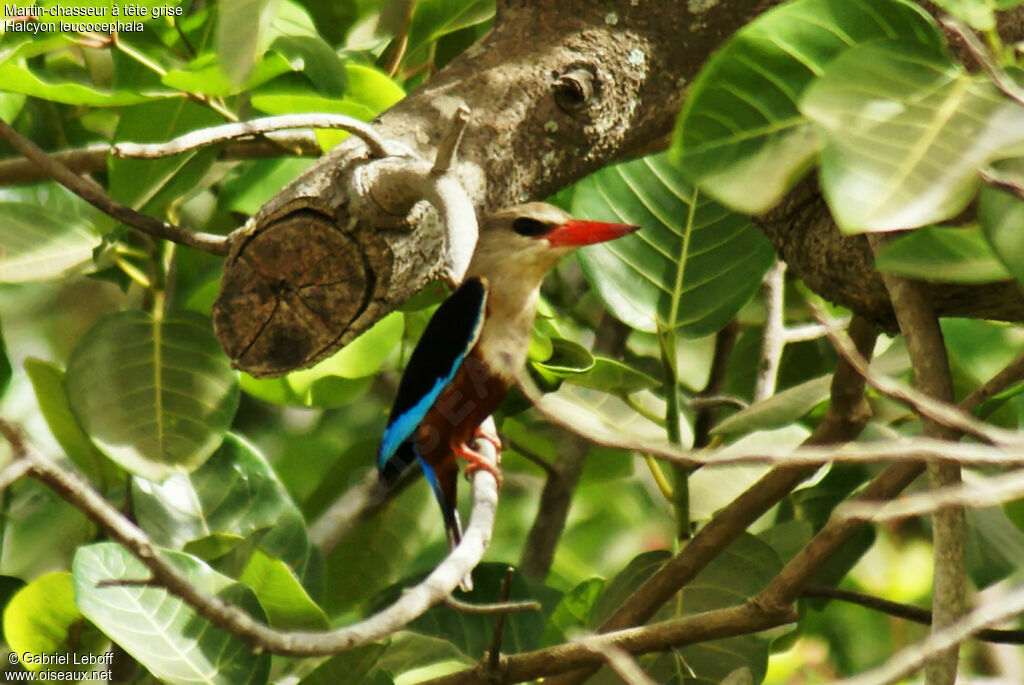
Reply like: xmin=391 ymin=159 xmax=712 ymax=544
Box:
xmin=464 ymin=203 xmax=638 ymax=377
xmin=468 ymin=202 xmax=637 ymax=287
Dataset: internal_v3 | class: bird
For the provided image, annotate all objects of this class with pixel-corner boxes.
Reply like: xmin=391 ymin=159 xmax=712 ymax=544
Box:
xmin=376 ymin=202 xmax=639 ymax=549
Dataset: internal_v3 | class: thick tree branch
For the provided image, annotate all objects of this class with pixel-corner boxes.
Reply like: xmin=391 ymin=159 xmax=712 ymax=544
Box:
xmin=870 ymin=234 xmax=964 ymax=685
xmin=0 ymin=417 xmax=499 ymax=657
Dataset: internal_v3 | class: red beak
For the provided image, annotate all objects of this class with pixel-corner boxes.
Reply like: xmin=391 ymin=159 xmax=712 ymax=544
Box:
xmin=545 ymin=219 xmax=640 ymax=247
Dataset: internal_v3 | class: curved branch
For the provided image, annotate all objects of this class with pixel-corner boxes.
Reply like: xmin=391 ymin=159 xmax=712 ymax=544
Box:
xmin=111 ymin=114 xmax=391 ymax=159
xmin=0 ymin=417 xmax=499 ymax=657
xmin=0 ymin=118 xmax=230 ymax=256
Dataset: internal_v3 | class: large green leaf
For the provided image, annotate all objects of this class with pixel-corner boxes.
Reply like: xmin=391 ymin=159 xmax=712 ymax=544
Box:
xmin=713 ymin=376 xmax=831 ymax=436
xmin=802 ymin=41 xmax=1024 ymax=232
xmin=874 ymin=225 xmax=1011 ymax=283
xmin=3 ymin=572 xmax=108 ymax=671
xmin=673 ymin=0 xmax=941 ymax=213
xmin=73 ymin=543 xmax=271 ymax=685
xmin=0 ymin=202 xmax=100 ymax=283
xmin=573 ymin=153 xmax=774 ymax=335
xmin=65 ymin=311 xmax=239 ymax=481
xmin=132 ymin=433 xmax=316 ymax=585
xmin=0 ymin=62 xmax=171 ymax=106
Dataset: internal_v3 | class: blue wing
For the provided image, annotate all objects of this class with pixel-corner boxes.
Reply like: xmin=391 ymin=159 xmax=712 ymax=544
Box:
xmin=376 ymin=277 xmax=488 ymax=478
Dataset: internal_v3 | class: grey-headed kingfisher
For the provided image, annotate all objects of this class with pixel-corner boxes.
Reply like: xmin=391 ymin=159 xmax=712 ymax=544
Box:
xmin=376 ymin=202 xmax=639 ymax=547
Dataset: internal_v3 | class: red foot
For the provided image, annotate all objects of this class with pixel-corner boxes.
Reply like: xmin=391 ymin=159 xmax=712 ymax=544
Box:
xmin=455 ymin=433 xmax=502 ymax=486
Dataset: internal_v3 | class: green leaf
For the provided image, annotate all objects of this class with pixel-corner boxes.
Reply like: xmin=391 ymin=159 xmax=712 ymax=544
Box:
xmin=543 ymin=577 xmax=604 ymax=646
xmin=24 ymin=358 xmax=120 ymax=488
xmin=0 ymin=62 xmax=171 ymax=106
xmin=217 ymin=0 xmax=273 ymax=84
xmin=979 ymin=160 xmax=1024 ymax=288
xmin=592 ymin=551 xmax=670 ymax=626
xmin=0 ymin=202 xmax=100 ymax=282
xmin=802 ymin=41 xmax=1024 ymax=233
xmin=673 ymin=0 xmax=942 ymax=213
xmin=161 ymin=51 xmax=294 ymax=96
xmin=757 ymin=519 xmax=814 ymax=563
xmin=239 ymin=548 xmax=328 ymax=630
xmin=875 ymin=225 xmax=1011 ymax=283
xmin=713 ymin=376 xmax=831 ymax=435
xmin=297 ymin=643 xmax=389 ymax=685
xmin=3 ymin=572 xmax=108 ymax=671
xmin=407 ymin=0 xmax=494 ymax=57
xmin=65 ymin=311 xmax=240 ymax=481
xmin=73 ymin=543 xmax=271 ymax=685
xmin=133 ymin=434 xmax=316 ymax=584
xmin=670 ymin=535 xmax=782 ymax=684
xmin=533 ymin=337 xmax=595 ymax=376
xmin=566 ymin=357 xmax=660 ymax=393
xmin=573 ymin=153 xmax=774 ymax=335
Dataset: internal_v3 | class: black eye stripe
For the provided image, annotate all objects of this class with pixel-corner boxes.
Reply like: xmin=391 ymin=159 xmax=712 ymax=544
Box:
xmin=512 ymin=217 xmax=552 ymax=237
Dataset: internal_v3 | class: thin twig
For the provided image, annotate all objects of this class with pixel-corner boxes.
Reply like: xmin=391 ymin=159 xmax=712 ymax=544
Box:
xmin=487 ymin=567 xmax=516 ymax=671
xmin=835 ymin=583 xmax=1024 ymax=685
xmin=442 ymin=594 xmax=540 ymax=615
xmin=0 ymin=416 xmax=500 ymax=656
xmin=941 ymin=16 xmax=1024 ymax=107
xmin=0 ymin=135 xmax=322 ymax=186
xmin=840 ymin=469 xmax=1024 ymax=522
xmin=111 ymin=114 xmax=390 ymax=160
xmin=783 ymin=319 xmax=849 ymax=343
xmin=802 ymin=586 xmax=1024 ymax=645
xmin=755 ymin=260 xmax=786 ymax=401
xmin=432 ymin=105 xmax=471 ymax=174
xmin=810 ymin=302 xmax=1018 ymax=446
xmin=0 ymin=118 xmax=230 ymax=256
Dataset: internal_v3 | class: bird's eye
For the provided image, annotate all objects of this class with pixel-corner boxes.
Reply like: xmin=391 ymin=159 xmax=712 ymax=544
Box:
xmin=512 ymin=217 xmax=552 ymax=237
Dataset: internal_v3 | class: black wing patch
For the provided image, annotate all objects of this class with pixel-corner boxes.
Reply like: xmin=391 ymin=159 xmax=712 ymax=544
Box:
xmin=376 ymin=277 xmax=488 ymax=470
